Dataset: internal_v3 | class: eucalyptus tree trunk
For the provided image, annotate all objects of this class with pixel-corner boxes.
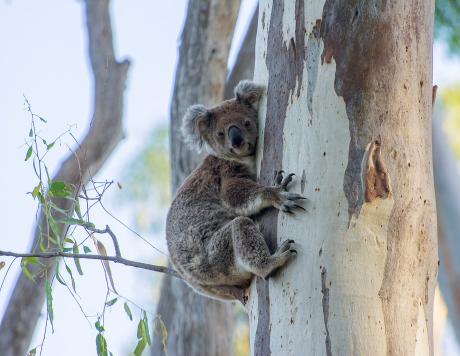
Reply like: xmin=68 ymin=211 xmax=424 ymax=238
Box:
xmin=248 ymin=1 xmax=438 ymax=355
xmin=151 ymin=1 xmax=241 ymax=355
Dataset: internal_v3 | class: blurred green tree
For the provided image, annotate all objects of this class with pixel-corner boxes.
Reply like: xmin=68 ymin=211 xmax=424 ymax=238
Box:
xmin=119 ymin=124 xmax=171 ymax=232
xmin=435 ymin=0 xmax=460 ymax=54
xmin=441 ymin=86 xmax=460 ymax=156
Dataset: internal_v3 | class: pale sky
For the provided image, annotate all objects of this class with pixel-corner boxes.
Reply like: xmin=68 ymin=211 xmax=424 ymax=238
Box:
xmin=0 ymin=1 xmax=459 ymax=355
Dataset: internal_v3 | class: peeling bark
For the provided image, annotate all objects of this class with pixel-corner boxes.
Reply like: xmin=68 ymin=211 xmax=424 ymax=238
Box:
xmin=249 ymin=1 xmax=437 ymax=355
xmin=151 ymin=1 xmax=241 ymax=355
xmin=0 ymin=1 xmax=130 ymax=355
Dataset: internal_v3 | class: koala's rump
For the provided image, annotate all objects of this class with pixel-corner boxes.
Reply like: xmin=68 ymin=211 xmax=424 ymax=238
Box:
xmin=166 ymin=198 xmax=249 ymax=286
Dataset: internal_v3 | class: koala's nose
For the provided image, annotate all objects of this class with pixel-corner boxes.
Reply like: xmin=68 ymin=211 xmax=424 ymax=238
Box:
xmin=228 ymin=126 xmax=244 ymax=148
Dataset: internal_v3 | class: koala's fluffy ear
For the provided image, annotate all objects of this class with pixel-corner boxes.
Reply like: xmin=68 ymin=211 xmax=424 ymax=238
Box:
xmin=234 ymin=80 xmax=265 ymax=108
xmin=181 ymin=104 xmax=210 ymax=151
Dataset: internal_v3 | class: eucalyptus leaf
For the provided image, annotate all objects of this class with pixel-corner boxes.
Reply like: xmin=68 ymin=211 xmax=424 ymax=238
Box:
xmin=45 ymin=281 xmax=54 ymax=331
xmin=25 ymin=146 xmax=33 ymax=161
xmin=73 ymin=243 xmax=83 ymax=275
xmin=105 ymin=298 xmax=118 ymax=307
xmin=123 ymin=302 xmax=133 ymax=321
xmin=96 ymin=333 xmax=108 ymax=356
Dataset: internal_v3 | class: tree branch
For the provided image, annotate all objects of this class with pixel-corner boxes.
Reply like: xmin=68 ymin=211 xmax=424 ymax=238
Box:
xmin=86 ymin=225 xmax=121 ymax=258
xmin=0 ymin=250 xmax=180 ymax=279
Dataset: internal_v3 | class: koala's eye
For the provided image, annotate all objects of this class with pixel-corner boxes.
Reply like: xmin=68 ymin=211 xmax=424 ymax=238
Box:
xmin=217 ymin=131 xmax=225 ymax=138
xmin=244 ymin=120 xmax=251 ymax=127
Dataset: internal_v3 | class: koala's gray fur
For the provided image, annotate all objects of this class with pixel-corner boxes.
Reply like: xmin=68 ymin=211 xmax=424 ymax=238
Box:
xmin=166 ymin=80 xmax=306 ymax=303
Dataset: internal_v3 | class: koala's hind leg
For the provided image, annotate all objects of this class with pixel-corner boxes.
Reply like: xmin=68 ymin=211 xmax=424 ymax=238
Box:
xmin=231 ymin=216 xmax=297 ymax=279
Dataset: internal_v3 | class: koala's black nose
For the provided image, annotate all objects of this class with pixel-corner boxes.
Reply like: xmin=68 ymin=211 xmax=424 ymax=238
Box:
xmin=228 ymin=126 xmax=244 ymax=148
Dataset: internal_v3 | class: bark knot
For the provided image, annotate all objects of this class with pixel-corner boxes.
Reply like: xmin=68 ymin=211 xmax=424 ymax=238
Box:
xmin=362 ymin=141 xmax=391 ymax=203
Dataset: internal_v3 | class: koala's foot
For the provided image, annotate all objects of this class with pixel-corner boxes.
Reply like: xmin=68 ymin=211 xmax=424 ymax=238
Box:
xmin=264 ymin=239 xmax=297 ymax=279
xmin=273 ymin=170 xmax=307 ymax=213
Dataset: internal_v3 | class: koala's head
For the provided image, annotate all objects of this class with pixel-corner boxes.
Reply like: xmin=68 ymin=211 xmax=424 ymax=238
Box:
xmin=181 ymin=80 xmax=264 ymax=162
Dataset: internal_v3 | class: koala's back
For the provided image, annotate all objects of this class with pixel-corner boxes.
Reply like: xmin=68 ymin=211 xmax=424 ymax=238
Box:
xmin=166 ymin=156 xmax=246 ymax=286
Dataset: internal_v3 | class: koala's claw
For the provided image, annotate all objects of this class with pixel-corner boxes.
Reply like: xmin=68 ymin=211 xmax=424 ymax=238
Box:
xmin=282 ymin=192 xmax=306 ymax=201
xmin=277 ymin=192 xmax=308 ymax=214
xmin=281 ymin=173 xmax=295 ymax=190
xmin=274 ymin=170 xmax=285 ymax=186
xmin=278 ymin=239 xmax=295 ymax=253
xmin=274 ymin=170 xmax=296 ymax=190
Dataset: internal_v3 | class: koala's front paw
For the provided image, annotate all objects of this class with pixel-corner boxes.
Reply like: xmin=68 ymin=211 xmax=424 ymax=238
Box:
xmin=273 ymin=170 xmax=307 ymax=214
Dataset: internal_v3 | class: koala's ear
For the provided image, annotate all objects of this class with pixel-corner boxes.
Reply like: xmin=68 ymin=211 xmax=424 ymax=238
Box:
xmin=234 ymin=80 xmax=265 ymax=108
xmin=181 ymin=104 xmax=210 ymax=151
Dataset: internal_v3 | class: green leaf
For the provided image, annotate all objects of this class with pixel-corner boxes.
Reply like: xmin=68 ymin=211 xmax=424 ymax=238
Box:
xmin=55 ymin=272 xmax=67 ymax=286
xmin=64 ymin=237 xmax=74 ymax=244
xmin=47 ymin=142 xmax=55 ymax=150
xmin=41 ymin=138 xmax=47 ymax=146
xmin=95 ymin=319 xmax=105 ymax=332
xmin=45 ymin=281 xmax=54 ymax=331
xmin=48 ymin=216 xmax=61 ymax=242
xmin=21 ymin=264 xmax=35 ymax=282
xmin=105 ymin=298 xmax=118 ymax=307
xmin=133 ymin=339 xmax=146 ymax=356
xmin=38 ymin=116 xmax=47 ymax=123
xmin=49 ymin=181 xmax=72 ymax=198
xmin=143 ymin=312 xmax=151 ymax=346
xmin=29 ymin=128 xmax=33 ymax=137
xmin=83 ymin=245 xmax=92 ymax=254
xmin=137 ymin=319 xmax=145 ymax=339
xmin=31 ymin=183 xmax=42 ymax=199
xmin=37 ymin=191 xmax=46 ymax=205
xmin=25 ymin=146 xmax=33 ymax=161
xmin=96 ymin=333 xmax=108 ymax=356
xmin=23 ymin=256 xmax=39 ymax=265
xmin=44 ymin=165 xmax=51 ymax=183
xmin=123 ymin=302 xmax=133 ymax=321
xmin=75 ymin=199 xmax=83 ymax=220
xmin=154 ymin=315 xmax=168 ymax=355
xmin=58 ymin=217 xmax=95 ymax=229
xmin=65 ymin=263 xmax=77 ymax=293
xmin=28 ymin=347 xmax=37 ymax=356
xmin=73 ymin=243 xmax=83 ymax=275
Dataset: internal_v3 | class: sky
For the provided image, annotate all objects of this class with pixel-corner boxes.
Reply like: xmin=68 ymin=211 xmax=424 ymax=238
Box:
xmin=1 ymin=1 xmax=460 ymax=356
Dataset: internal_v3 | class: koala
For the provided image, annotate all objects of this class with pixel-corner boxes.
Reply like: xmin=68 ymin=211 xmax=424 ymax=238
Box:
xmin=166 ymin=80 xmax=306 ymax=303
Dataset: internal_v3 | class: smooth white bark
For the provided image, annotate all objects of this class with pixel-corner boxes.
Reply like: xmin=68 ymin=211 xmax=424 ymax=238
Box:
xmin=249 ymin=1 xmax=437 ymax=355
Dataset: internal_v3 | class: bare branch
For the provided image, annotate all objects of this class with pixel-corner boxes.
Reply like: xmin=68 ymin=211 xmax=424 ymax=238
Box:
xmin=86 ymin=225 xmax=121 ymax=258
xmin=0 ymin=250 xmax=180 ymax=279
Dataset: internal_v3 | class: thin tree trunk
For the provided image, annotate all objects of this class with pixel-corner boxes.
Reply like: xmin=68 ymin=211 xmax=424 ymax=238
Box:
xmin=433 ymin=115 xmax=460 ymax=343
xmin=151 ymin=1 xmax=241 ymax=355
xmin=0 ymin=1 xmax=130 ymax=355
xmin=248 ymin=1 xmax=437 ymax=355
xmin=224 ymin=7 xmax=258 ymax=100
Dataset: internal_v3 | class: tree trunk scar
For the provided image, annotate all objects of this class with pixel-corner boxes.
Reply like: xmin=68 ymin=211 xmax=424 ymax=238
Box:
xmin=361 ymin=141 xmax=391 ymax=203
xmin=321 ymin=267 xmax=332 ymax=356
